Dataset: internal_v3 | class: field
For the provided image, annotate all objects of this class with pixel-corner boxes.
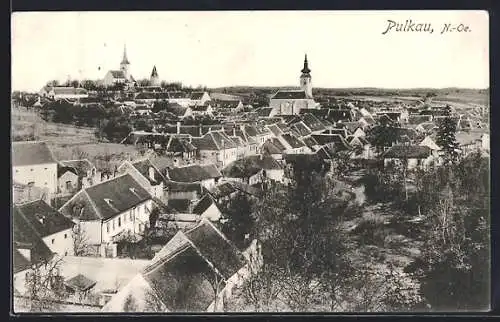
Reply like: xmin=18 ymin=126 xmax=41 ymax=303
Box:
xmin=11 ymin=107 xmax=141 ymax=171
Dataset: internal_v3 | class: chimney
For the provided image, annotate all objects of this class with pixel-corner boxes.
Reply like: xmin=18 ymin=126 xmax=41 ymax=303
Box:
xmin=176 ymin=121 xmax=181 ymax=135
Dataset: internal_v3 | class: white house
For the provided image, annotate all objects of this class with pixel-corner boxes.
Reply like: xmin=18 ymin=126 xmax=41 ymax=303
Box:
xmin=383 ymin=145 xmax=436 ymax=170
xmin=59 ymin=174 xmax=154 ymax=249
xmin=12 ymin=141 xmax=58 ymax=195
xmin=191 ymin=131 xmax=238 ymax=167
xmin=48 ymin=87 xmax=89 ymax=100
xmin=15 ymin=199 xmax=75 ymax=257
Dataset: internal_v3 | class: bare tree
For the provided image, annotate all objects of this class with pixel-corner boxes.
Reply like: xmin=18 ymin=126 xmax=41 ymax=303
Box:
xmin=72 ymin=223 xmax=89 ymax=256
xmin=21 ymin=257 xmax=66 ymax=312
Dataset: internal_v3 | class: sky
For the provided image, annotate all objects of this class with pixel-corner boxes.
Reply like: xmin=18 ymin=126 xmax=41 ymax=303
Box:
xmin=11 ymin=10 xmax=489 ymax=92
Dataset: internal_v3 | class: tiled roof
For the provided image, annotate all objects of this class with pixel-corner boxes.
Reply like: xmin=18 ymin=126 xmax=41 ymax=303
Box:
xmin=167 ymin=199 xmax=191 ymax=213
xmin=191 ymin=131 xmax=237 ymax=151
xmin=383 ymin=145 xmax=432 ymax=159
xmin=256 ymin=107 xmax=274 ymax=118
xmin=59 ymin=174 xmax=151 ymax=221
xmin=290 ymin=121 xmax=312 ymax=137
xmin=16 ymin=199 xmax=74 ymax=238
xmin=190 ymin=92 xmax=207 ymax=100
xmin=301 ymin=135 xmax=320 ymax=149
xmin=164 ymin=181 xmax=203 ymax=193
xmin=209 ymin=182 xmax=238 ymax=199
xmin=65 ymin=274 xmax=97 ymax=292
xmin=137 ymin=219 xmax=246 ymax=311
xmin=191 ymin=105 xmax=210 ymax=112
xmin=12 ymin=141 xmax=56 ymax=166
xmin=281 ymin=133 xmax=305 ymax=149
xmin=58 ymin=159 xmax=94 ymax=177
xmin=109 ymin=70 xmax=127 ymax=79
xmin=266 ymin=123 xmax=283 ymax=136
xmin=262 ymin=139 xmax=285 ymax=154
xmin=184 ymin=220 xmax=246 ymax=279
xmin=13 ymin=206 xmax=54 ymax=272
xmin=167 ymin=164 xmax=222 ymax=183
xmin=271 ymin=90 xmax=307 ymax=100
xmin=327 ymin=109 xmax=352 ymax=122
xmin=302 ymin=113 xmax=326 ymax=132
xmin=167 ymin=137 xmax=197 ymax=153
xmin=131 ymin=158 xmax=166 ymax=185
xmin=192 ymin=194 xmax=217 ymax=215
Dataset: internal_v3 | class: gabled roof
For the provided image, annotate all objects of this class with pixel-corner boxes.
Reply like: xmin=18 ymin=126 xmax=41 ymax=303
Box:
xmin=167 ymin=164 xmax=222 ymax=183
xmin=301 ymin=135 xmax=320 ymax=149
xmin=192 ymin=194 xmax=218 ymax=215
xmin=271 ymin=90 xmax=308 ymax=100
xmin=208 ymin=182 xmax=238 ymax=199
xmin=166 ymin=137 xmax=197 ymax=153
xmin=190 ymin=92 xmax=208 ymax=100
xmin=15 ymin=199 xmax=74 ymax=238
xmin=191 ymin=131 xmax=237 ymax=151
xmin=58 ymin=159 xmax=95 ymax=177
xmin=383 ymin=145 xmax=432 ymax=159
xmin=131 ymin=158 xmax=166 ymax=185
xmin=184 ymin=220 xmax=246 ymax=279
xmin=106 ymin=219 xmax=246 ymax=312
xmin=59 ymin=174 xmax=152 ymax=221
xmin=12 ymin=141 xmax=56 ymax=166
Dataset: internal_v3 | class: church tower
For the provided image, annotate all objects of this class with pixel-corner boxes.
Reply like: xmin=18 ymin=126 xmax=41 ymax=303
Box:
xmin=300 ymin=54 xmax=313 ymax=98
xmin=120 ymin=44 xmax=131 ymax=80
xmin=150 ymin=65 xmax=160 ymax=86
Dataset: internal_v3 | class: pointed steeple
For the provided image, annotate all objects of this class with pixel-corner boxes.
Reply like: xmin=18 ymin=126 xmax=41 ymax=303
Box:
xmin=121 ymin=44 xmax=130 ymax=65
xmin=151 ymin=65 xmax=158 ymax=77
xmin=301 ymin=54 xmax=310 ymax=74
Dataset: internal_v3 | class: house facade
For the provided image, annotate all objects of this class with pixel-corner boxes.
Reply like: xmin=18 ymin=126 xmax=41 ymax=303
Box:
xmin=59 ymin=174 xmax=154 ymax=251
xmin=12 ymin=141 xmax=58 ymax=195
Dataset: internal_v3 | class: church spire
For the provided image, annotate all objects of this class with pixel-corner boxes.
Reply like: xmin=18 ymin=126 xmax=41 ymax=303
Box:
xmin=121 ymin=44 xmax=130 ymax=65
xmin=151 ymin=65 xmax=158 ymax=77
xmin=301 ymin=54 xmax=310 ymax=74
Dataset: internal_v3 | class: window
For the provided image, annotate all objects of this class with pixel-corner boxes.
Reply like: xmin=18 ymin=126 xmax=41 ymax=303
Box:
xmin=106 ymin=223 xmax=110 ymax=233
xmin=64 ymin=251 xmax=68 ymax=256
xmin=15 ymin=169 xmax=18 ymax=173
xmin=129 ymin=211 xmax=133 ymax=221
xmin=118 ymin=217 xmax=121 ymax=227
xmin=51 ymin=239 xmax=55 ymax=244
xmin=64 ymin=234 xmax=67 ymax=239
xmin=30 ymin=168 xmax=34 ymax=172
xmin=44 ymin=167 xmax=48 ymax=170
xmin=112 ymin=220 xmax=115 ymax=230
xmin=124 ymin=213 xmax=127 ymax=223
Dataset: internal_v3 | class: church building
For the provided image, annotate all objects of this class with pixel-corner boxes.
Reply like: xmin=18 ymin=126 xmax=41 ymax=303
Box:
xmin=102 ymin=45 xmax=136 ymax=88
xmin=269 ymin=54 xmax=319 ymax=115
